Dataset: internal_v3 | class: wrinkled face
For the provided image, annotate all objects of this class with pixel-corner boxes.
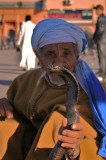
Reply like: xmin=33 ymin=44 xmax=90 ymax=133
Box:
xmin=37 ymin=42 xmax=78 ymax=86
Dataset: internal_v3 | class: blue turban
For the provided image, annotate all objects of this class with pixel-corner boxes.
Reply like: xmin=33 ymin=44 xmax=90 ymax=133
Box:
xmin=31 ymin=18 xmax=87 ymax=55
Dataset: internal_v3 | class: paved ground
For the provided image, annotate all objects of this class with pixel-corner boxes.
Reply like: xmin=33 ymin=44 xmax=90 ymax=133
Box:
xmin=0 ymin=49 xmax=23 ymax=98
xmin=81 ymin=52 xmax=99 ymax=73
xmin=0 ymin=49 xmax=100 ymax=98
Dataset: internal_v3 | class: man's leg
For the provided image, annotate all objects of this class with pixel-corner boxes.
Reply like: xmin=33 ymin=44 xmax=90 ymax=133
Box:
xmin=27 ymin=47 xmax=35 ymax=70
xmin=96 ymin=44 xmax=103 ymax=75
xmin=99 ymin=43 xmax=106 ymax=83
xmin=100 ymin=43 xmax=106 ymax=74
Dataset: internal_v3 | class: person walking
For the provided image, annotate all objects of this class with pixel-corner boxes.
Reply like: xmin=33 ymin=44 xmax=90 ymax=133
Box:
xmin=16 ymin=15 xmax=38 ymax=70
xmin=93 ymin=4 xmax=106 ymax=79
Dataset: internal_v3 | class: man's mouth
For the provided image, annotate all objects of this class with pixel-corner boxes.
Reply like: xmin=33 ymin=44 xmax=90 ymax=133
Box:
xmin=44 ymin=64 xmax=71 ymax=86
xmin=47 ymin=72 xmax=65 ymax=86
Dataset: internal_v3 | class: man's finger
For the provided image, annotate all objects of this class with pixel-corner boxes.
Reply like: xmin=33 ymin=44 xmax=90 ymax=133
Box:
xmin=61 ymin=142 xmax=77 ymax=149
xmin=58 ymin=135 xmax=80 ymax=144
xmin=62 ymin=118 xmax=68 ymax=129
xmin=0 ymin=98 xmax=6 ymax=117
xmin=2 ymin=98 xmax=13 ymax=119
xmin=0 ymin=104 xmax=6 ymax=116
xmin=71 ymin=122 xmax=85 ymax=131
xmin=62 ymin=130 xmax=84 ymax=139
xmin=4 ymin=105 xmax=13 ymax=119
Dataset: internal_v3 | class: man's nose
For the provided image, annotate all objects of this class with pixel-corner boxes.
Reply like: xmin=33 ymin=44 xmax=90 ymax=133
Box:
xmin=53 ymin=56 xmax=65 ymax=66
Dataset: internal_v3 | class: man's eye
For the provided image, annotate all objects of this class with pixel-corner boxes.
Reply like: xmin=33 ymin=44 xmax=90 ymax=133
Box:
xmin=48 ymin=53 xmax=53 ymax=56
xmin=63 ymin=52 xmax=70 ymax=57
xmin=45 ymin=52 xmax=55 ymax=57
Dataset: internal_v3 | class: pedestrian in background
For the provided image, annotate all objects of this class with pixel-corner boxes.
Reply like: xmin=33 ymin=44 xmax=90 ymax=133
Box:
xmin=93 ymin=4 xmax=106 ymax=79
xmin=16 ymin=15 xmax=38 ymax=71
xmin=7 ymin=29 xmax=15 ymax=49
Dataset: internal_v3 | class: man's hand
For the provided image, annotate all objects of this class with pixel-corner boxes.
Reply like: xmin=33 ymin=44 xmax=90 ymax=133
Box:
xmin=58 ymin=118 xmax=84 ymax=159
xmin=0 ymin=98 xmax=13 ymax=120
xmin=16 ymin=44 xmax=20 ymax=48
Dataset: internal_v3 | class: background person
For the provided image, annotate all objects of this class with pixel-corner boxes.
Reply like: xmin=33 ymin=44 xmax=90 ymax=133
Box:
xmin=16 ymin=15 xmax=38 ymax=71
xmin=93 ymin=4 xmax=106 ymax=79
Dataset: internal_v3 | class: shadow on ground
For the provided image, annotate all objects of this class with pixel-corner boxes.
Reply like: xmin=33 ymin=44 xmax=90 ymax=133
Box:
xmin=0 ymin=80 xmax=12 ymax=86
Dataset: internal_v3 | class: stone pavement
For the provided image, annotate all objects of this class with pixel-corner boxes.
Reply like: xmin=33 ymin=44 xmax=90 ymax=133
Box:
xmin=80 ymin=52 xmax=99 ymax=74
xmin=0 ymin=49 xmax=23 ymax=98
xmin=0 ymin=49 xmax=100 ymax=98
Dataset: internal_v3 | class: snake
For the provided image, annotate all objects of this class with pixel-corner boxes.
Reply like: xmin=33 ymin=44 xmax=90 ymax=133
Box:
xmin=46 ymin=64 xmax=80 ymax=160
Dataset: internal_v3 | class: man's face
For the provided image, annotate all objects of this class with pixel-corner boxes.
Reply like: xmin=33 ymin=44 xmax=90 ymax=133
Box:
xmin=37 ymin=42 xmax=78 ymax=85
xmin=95 ymin=8 xmax=103 ymax=16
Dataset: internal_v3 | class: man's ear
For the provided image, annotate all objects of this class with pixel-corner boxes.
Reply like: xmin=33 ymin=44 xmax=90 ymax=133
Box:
xmin=35 ymin=51 xmax=41 ymax=60
xmin=35 ymin=51 xmax=39 ymax=57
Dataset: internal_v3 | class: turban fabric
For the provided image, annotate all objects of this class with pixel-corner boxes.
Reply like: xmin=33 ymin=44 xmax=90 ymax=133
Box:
xmin=31 ymin=18 xmax=87 ymax=55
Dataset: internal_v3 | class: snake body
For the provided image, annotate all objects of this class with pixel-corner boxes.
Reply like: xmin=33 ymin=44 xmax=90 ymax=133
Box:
xmin=46 ymin=65 xmax=80 ymax=160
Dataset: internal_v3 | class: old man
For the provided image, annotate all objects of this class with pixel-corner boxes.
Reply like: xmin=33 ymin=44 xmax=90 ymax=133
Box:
xmin=0 ymin=18 xmax=106 ymax=160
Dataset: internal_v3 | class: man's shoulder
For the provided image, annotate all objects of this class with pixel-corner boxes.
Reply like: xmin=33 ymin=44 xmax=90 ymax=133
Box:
xmin=15 ymin=67 xmax=44 ymax=81
xmin=98 ymin=14 xmax=106 ymax=21
xmin=25 ymin=21 xmax=35 ymax=27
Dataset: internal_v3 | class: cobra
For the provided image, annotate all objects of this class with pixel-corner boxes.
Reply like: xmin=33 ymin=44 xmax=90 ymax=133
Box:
xmin=46 ymin=64 xmax=80 ymax=160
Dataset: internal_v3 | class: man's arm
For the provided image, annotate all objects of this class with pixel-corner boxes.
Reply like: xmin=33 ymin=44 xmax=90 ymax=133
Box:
xmin=16 ymin=22 xmax=25 ymax=47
